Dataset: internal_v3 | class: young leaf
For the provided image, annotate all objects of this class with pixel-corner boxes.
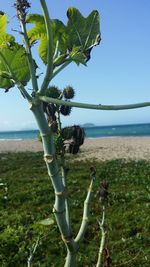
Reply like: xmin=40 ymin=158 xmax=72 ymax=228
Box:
xmin=66 ymin=8 xmax=100 ymax=62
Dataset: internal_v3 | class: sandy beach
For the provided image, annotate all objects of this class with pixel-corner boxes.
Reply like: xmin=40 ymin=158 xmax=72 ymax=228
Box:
xmin=0 ymin=137 xmax=150 ymax=161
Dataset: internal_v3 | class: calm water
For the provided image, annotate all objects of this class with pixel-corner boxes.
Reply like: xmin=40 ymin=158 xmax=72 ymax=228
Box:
xmin=0 ymin=123 xmax=150 ymax=140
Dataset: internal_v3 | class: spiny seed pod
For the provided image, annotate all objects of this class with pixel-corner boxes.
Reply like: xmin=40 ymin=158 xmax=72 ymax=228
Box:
xmin=60 ymin=104 xmax=72 ymax=116
xmin=45 ymin=104 xmax=56 ymax=117
xmin=68 ymin=141 xmax=79 ymax=154
xmin=63 ymin=86 xmax=75 ymax=99
xmin=73 ymin=125 xmax=85 ymax=145
xmin=46 ymin=86 xmax=61 ymax=99
xmin=61 ymin=126 xmax=75 ymax=140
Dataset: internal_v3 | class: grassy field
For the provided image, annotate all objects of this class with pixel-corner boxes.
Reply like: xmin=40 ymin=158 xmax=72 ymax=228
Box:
xmin=0 ymin=152 xmax=150 ymax=266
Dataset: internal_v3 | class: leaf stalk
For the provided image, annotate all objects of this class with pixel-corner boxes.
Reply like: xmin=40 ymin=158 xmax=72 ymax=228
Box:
xmin=39 ymin=0 xmax=54 ymax=93
xmin=39 ymin=95 xmax=150 ymax=111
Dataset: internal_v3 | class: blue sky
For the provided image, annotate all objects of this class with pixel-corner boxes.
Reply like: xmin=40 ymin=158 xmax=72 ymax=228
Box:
xmin=0 ymin=0 xmax=150 ymax=131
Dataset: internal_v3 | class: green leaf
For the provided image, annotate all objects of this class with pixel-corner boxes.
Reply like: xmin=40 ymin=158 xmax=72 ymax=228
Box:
xmin=38 ymin=217 xmax=54 ymax=226
xmin=69 ymin=47 xmax=87 ymax=66
xmin=0 ymin=12 xmax=31 ymax=90
xmin=26 ymin=14 xmax=68 ymax=64
xmin=0 ymin=43 xmax=31 ymax=89
xmin=0 ymin=12 xmax=7 ymax=34
xmin=66 ymin=8 xmax=100 ymax=62
xmin=26 ymin=8 xmax=100 ymax=67
xmin=0 ymin=13 xmax=15 ymax=48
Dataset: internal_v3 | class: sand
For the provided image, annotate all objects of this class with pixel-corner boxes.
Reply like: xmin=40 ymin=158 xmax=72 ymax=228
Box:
xmin=0 ymin=137 xmax=150 ymax=161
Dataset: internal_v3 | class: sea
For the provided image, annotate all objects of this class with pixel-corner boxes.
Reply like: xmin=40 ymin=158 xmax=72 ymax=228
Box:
xmin=0 ymin=123 xmax=150 ymax=140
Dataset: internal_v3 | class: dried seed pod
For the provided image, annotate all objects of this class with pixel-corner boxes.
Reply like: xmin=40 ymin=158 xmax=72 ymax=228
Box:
xmin=45 ymin=104 xmax=56 ymax=117
xmin=73 ymin=125 xmax=85 ymax=145
xmin=47 ymin=114 xmax=56 ymax=126
xmin=68 ymin=141 xmax=79 ymax=154
xmin=51 ymin=121 xmax=58 ymax=133
xmin=60 ymin=104 xmax=72 ymax=116
xmin=46 ymin=86 xmax=61 ymax=98
xmin=61 ymin=126 xmax=74 ymax=140
xmin=63 ymin=86 xmax=75 ymax=99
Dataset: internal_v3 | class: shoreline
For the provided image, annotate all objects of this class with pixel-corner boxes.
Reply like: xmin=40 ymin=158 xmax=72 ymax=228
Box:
xmin=0 ymin=137 xmax=150 ymax=160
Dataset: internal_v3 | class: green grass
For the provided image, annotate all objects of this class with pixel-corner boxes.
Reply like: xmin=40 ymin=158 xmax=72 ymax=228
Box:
xmin=0 ymin=152 xmax=150 ymax=266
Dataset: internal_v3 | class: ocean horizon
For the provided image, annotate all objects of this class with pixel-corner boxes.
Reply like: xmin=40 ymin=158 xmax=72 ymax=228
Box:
xmin=0 ymin=123 xmax=150 ymax=140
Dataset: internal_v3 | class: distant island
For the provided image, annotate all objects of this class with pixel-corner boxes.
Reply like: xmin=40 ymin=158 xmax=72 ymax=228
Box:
xmin=81 ymin=123 xmax=95 ymax=127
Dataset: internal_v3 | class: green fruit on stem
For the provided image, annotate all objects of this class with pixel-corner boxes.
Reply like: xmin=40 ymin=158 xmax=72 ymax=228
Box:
xmin=46 ymin=86 xmax=62 ymax=98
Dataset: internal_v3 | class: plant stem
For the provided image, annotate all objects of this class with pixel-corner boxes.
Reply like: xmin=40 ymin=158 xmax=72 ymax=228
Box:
xmin=96 ymin=206 xmax=106 ymax=267
xmin=27 ymin=236 xmax=40 ymax=267
xmin=56 ymin=111 xmax=72 ymax=231
xmin=39 ymin=0 xmax=53 ymax=93
xmin=39 ymin=95 xmax=150 ymax=111
xmin=52 ymin=60 xmax=72 ymax=79
xmin=20 ymin=22 xmax=38 ymax=92
xmin=75 ymin=178 xmax=94 ymax=244
xmin=64 ymin=250 xmax=77 ymax=267
xmin=31 ymin=103 xmax=77 ymax=266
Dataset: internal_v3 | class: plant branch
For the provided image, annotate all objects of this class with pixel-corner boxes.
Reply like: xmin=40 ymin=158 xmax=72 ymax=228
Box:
xmin=39 ymin=0 xmax=53 ymax=93
xmin=52 ymin=60 xmax=72 ymax=80
xmin=96 ymin=206 xmax=106 ymax=267
xmin=20 ymin=22 xmax=38 ymax=92
xmin=75 ymin=177 xmax=94 ymax=243
xmin=27 ymin=236 xmax=40 ymax=267
xmin=56 ymin=111 xmax=72 ymax=232
xmin=39 ymin=95 xmax=150 ymax=111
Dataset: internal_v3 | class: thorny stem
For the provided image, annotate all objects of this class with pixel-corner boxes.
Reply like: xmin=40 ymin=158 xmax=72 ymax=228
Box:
xmin=40 ymin=95 xmax=150 ymax=111
xmin=39 ymin=0 xmax=53 ymax=94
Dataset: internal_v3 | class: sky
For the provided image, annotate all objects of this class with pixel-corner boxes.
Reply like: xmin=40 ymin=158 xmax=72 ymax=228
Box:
xmin=0 ymin=0 xmax=150 ymax=131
